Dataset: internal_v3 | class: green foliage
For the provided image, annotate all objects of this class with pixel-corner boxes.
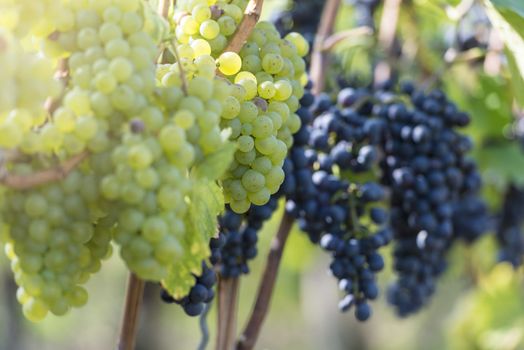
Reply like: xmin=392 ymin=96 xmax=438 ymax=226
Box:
xmin=484 ymin=0 xmax=524 ymax=107
xmin=490 ymin=0 xmax=524 ymax=17
xmin=448 ymin=264 xmax=524 ymax=350
xmin=475 ymin=143 xmax=524 ymax=188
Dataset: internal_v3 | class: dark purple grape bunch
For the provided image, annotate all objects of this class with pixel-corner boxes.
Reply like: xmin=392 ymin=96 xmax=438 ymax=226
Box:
xmin=281 ymin=82 xmax=392 ymax=321
xmin=369 ymin=81 xmax=488 ymax=316
xmin=496 ymin=184 xmax=524 ymax=267
xmin=215 ymin=200 xmax=279 ymax=278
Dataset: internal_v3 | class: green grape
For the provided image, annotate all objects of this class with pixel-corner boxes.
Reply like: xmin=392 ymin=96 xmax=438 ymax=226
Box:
xmin=218 ymin=16 xmax=236 ymax=36
xmin=252 ymin=115 xmax=274 ymax=138
xmin=199 ymin=19 xmax=220 ymax=39
xmin=285 ymin=32 xmax=310 ymax=57
xmin=241 ymin=169 xmax=265 ymax=192
xmin=238 ymin=135 xmax=255 ymax=152
xmin=273 ymin=80 xmax=293 ymax=101
xmin=262 ymin=53 xmax=284 ymax=74
xmin=247 ymin=187 xmax=270 ymax=206
xmin=217 ymin=52 xmax=242 ymax=76
xmin=257 ymin=81 xmax=276 ymax=99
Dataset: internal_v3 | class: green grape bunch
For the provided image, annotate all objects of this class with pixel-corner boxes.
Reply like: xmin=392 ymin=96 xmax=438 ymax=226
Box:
xmin=172 ymin=0 xmax=309 ymax=213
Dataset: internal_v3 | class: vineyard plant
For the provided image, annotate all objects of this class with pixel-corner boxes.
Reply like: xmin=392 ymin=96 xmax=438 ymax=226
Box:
xmin=0 ymin=0 xmax=524 ymax=349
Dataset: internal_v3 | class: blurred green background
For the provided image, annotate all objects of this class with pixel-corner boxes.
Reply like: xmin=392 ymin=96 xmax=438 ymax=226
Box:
xmin=3 ymin=0 xmax=524 ymax=349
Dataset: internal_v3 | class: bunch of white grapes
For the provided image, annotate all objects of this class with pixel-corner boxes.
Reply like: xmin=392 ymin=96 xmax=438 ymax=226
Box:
xmin=173 ymin=1 xmax=309 ymax=213
xmin=0 ymin=165 xmax=112 ymax=321
xmin=0 ymin=0 xmax=310 ymax=321
xmin=0 ymin=0 xmax=232 ymax=321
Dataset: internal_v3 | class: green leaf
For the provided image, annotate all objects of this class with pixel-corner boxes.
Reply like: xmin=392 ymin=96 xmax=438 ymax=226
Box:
xmin=484 ymin=1 xmax=524 ymax=107
xmin=476 ymin=143 xmax=524 ymax=187
xmin=491 ymin=0 xmax=524 ymax=18
xmin=188 ymin=179 xmax=224 ymax=242
xmin=161 ymin=179 xmax=224 ymax=298
xmin=193 ymin=142 xmax=236 ymax=180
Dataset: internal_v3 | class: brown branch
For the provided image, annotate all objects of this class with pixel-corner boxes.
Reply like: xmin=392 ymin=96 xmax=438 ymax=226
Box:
xmin=158 ymin=0 xmax=171 ymax=18
xmin=223 ymin=0 xmax=264 ymax=54
xmin=235 ymin=212 xmax=294 ymax=350
xmin=310 ymin=0 xmax=342 ymax=95
xmin=117 ymin=274 xmax=145 ymax=350
xmin=44 ymin=58 xmax=69 ymax=116
xmin=374 ymin=0 xmax=403 ymax=85
xmin=168 ymin=42 xmax=188 ymax=94
xmin=322 ymin=27 xmax=374 ymax=52
xmin=0 ymin=151 xmax=88 ymax=190
xmin=216 ymin=277 xmax=240 ymax=350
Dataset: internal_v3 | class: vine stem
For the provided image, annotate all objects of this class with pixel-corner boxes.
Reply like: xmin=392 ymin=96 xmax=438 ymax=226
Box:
xmin=322 ymin=26 xmax=374 ymax=52
xmin=198 ymin=302 xmax=212 ymax=350
xmin=310 ymin=0 xmax=342 ymax=95
xmin=216 ymin=277 xmax=240 ymax=350
xmin=374 ymin=0 xmax=403 ymax=85
xmin=235 ymin=212 xmax=294 ymax=350
xmin=223 ymin=0 xmax=264 ymax=54
xmin=0 ymin=151 xmax=88 ymax=190
xmin=44 ymin=58 xmax=69 ymax=116
xmin=117 ymin=274 xmax=145 ymax=350
xmin=158 ymin=0 xmax=171 ymax=18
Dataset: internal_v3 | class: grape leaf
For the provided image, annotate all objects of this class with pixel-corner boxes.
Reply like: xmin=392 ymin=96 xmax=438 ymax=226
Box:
xmin=188 ymin=178 xmax=224 ymax=242
xmin=484 ymin=1 xmax=524 ymax=107
xmin=161 ymin=179 xmax=223 ymax=298
xmin=193 ymin=142 xmax=236 ymax=180
xmin=490 ymin=0 xmax=524 ymax=18
xmin=475 ymin=143 xmax=524 ymax=187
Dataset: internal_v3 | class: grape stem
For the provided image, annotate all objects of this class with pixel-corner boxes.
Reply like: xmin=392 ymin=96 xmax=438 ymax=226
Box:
xmin=167 ymin=41 xmax=189 ymax=95
xmin=198 ymin=302 xmax=212 ymax=350
xmin=0 ymin=151 xmax=88 ymax=190
xmin=216 ymin=277 xmax=240 ymax=350
xmin=374 ymin=0 xmax=403 ymax=85
xmin=158 ymin=0 xmax=171 ymax=19
xmin=235 ymin=212 xmax=294 ymax=350
xmin=117 ymin=273 xmax=145 ymax=350
xmin=44 ymin=58 xmax=69 ymax=116
xmin=322 ymin=26 xmax=374 ymax=52
xmin=223 ymin=0 xmax=265 ymax=54
xmin=310 ymin=0 xmax=342 ymax=95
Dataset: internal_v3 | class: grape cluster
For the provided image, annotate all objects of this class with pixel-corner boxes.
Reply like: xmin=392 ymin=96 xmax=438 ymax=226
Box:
xmin=172 ymin=1 xmax=309 ymax=213
xmin=369 ymin=82 xmax=487 ymax=316
xmin=279 ymin=83 xmax=392 ymax=321
xmin=0 ymin=167 xmax=112 ymax=321
xmin=496 ymin=184 xmax=524 ymax=267
xmin=217 ymin=198 xmax=279 ymax=278
xmin=174 ymin=0 xmax=249 ymax=54
xmin=219 ymin=24 xmax=308 ymax=213
xmin=0 ymin=0 xmax=236 ymax=320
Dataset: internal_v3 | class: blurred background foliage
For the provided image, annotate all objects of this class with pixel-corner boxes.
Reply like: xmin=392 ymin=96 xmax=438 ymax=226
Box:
xmin=3 ymin=0 xmax=524 ymax=349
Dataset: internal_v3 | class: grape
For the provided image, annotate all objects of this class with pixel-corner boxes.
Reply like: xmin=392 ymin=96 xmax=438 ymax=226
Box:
xmin=217 ymin=52 xmax=242 ymax=76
